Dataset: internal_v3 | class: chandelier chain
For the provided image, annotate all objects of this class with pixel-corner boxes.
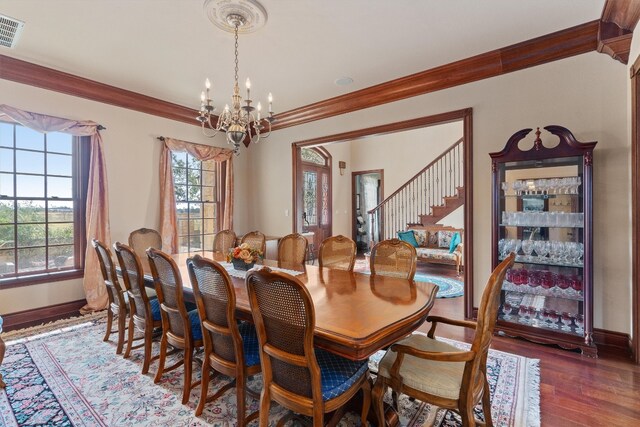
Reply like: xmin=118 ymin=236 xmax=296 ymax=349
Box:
xmin=234 ymin=23 xmax=239 ymax=85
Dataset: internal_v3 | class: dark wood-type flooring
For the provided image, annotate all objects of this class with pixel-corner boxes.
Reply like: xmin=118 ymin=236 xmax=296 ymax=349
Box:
xmin=417 ymin=263 xmax=640 ymax=427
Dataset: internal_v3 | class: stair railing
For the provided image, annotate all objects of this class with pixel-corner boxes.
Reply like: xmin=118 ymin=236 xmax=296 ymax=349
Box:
xmin=367 ymin=138 xmax=463 ymax=246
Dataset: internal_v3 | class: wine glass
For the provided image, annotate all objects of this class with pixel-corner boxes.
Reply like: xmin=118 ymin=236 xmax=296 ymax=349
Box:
xmin=518 ymin=305 xmax=529 ymax=324
xmin=547 ymin=310 xmax=560 ymax=329
xmin=501 ymin=302 xmax=513 ymax=320
xmin=521 ymin=240 xmax=534 ymax=261
xmin=575 ymin=314 xmax=584 ymax=334
xmin=561 ymin=312 xmax=573 ymax=331
xmin=498 ymin=239 xmax=506 ymax=258
xmin=501 ymin=182 xmax=510 ymax=196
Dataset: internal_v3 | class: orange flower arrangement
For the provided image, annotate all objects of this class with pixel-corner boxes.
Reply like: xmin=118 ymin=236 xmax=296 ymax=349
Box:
xmin=227 ymin=242 xmax=263 ymax=264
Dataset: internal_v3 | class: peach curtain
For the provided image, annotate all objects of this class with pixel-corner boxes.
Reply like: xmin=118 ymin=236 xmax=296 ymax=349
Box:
xmin=159 ymin=137 xmax=234 ymax=253
xmin=0 ymin=104 xmax=110 ymax=311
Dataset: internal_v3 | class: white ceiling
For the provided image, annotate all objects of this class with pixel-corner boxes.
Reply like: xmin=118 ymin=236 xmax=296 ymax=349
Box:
xmin=1 ymin=0 xmax=606 ymax=113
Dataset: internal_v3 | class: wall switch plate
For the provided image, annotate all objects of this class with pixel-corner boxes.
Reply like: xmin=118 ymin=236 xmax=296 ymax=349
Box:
xmin=284 ymin=209 xmax=289 ymax=217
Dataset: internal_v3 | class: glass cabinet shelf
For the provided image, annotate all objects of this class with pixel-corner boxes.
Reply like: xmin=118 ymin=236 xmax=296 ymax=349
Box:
xmin=501 ymin=280 xmax=583 ymax=301
xmin=499 ymin=223 xmax=583 ymax=229
xmin=499 ymin=255 xmax=583 ymax=268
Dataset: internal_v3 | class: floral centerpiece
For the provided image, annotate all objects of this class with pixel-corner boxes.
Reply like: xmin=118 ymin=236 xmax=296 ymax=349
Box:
xmin=227 ymin=243 xmax=263 ymax=270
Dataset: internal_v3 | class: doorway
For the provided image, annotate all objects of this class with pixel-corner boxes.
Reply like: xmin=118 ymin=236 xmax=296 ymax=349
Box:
xmin=352 ymin=170 xmax=383 ymax=253
xmin=293 ymin=146 xmax=332 ymax=258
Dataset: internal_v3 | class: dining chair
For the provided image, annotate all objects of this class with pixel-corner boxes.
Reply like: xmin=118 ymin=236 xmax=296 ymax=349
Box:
xmin=92 ymin=239 xmax=129 ymax=355
xmin=370 ymin=238 xmax=417 ymax=281
xmin=240 ymin=231 xmax=266 ymax=256
xmin=372 ymin=253 xmax=516 ymax=427
xmin=128 ymin=227 xmax=162 ymax=273
xmin=318 ymin=235 xmax=357 ymax=271
xmin=246 ymin=266 xmax=371 ymax=427
xmin=213 ymin=229 xmax=237 ymax=254
xmin=277 ymin=233 xmax=308 ymax=268
xmin=147 ymin=247 xmax=203 ymax=404
xmin=113 ymin=242 xmax=162 ymax=374
xmin=187 ymin=255 xmax=261 ymax=423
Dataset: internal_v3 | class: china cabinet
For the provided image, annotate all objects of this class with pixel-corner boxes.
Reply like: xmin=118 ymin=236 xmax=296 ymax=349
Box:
xmin=490 ymin=126 xmax=596 ymax=356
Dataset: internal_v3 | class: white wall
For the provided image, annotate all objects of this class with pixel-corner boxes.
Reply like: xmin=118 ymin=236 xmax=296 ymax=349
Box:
xmin=0 ymin=79 xmax=250 ymax=314
xmin=248 ymin=52 xmax=631 ymax=334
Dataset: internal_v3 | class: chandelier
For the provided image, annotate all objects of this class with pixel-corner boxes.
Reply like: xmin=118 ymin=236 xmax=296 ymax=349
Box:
xmin=197 ymin=1 xmax=274 ymax=155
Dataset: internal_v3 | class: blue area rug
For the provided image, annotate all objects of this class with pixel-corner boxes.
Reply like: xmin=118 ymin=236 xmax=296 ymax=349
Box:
xmin=415 ymin=273 xmax=465 ymax=298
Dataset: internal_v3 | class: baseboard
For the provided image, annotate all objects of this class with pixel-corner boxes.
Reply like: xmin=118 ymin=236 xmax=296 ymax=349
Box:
xmin=470 ymin=306 xmax=631 ymax=356
xmin=2 ymin=299 xmax=87 ymax=332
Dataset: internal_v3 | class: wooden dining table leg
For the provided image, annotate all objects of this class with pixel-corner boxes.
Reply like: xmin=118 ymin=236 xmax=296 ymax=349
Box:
xmin=0 ymin=335 xmax=6 ymax=388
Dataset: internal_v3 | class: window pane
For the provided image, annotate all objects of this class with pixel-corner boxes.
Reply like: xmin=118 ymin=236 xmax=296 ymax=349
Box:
xmin=188 ymin=155 xmax=201 ymax=170
xmin=321 ymin=172 xmax=329 ymax=226
xmin=0 ymin=225 xmax=14 ymax=248
xmin=202 ymin=159 xmax=215 ymax=171
xmin=303 ymin=171 xmax=317 ymax=226
xmin=17 ymin=223 xmax=46 ymax=247
xmin=47 ymin=153 xmax=72 ymax=176
xmin=203 ymin=169 xmax=216 ymax=186
xmin=47 ymin=176 xmax=73 ymax=198
xmin=173 ymin=167 xmax=186 ymax=184
xmin=47 ymin=133 xmax=73 ymax=154
xmin=0 ymin=173 xmax=14 ymax=197
xmin=203 ymin=202 xmax=216 ymax=220
xmin=0 ymin=249 xmax=15 ymax=275
xmin=189 ymin=234 xmax=203 ymax=251
xmin=17 ymin=247 xmax=46 ymax=273
xmin=202 ymin=186 xmax=215 ymax=203
xmin=189 ymin=219 xmax=203 ymax=235
xmin=176 ymin=219 xmax=189 ymax=238
xmin=188 ymin=185 xmax=201 ymax=202
xmin=0 ymin=122 xmax=13 ymax=148
xmin=188 ymin=203 xmax=202 ymax=218
xmin=16 ymin=174 xmax=44 ymax=197
xmin=16 ymin=150 xmax=44 ymax=174
xmin=301 ymin=148 xmax=326 ymax=165
xmin=49 ymin=223 xmax=74 ymax=245
xmin=175 ymin=184 xmax=187 ymax=201
xmin=0 ymin=200 xmax=14 ymax=225
xmin=204 ymin=217 xmax=215 ymax=234
xmin=49 ymin=200 xmax=74 ymax=222
xmin=16 ymin=126 xmax=44 ymax=151
xmin=0 ymin=148 xmax=13 ymax=172
xmin=203 ymin=234 xmax=214 ymax=251
xmin=17 ymin=200 xmax=45 ymax=223
xmin=171 ymin=152 xmax=187 ymax=165
xmin=49 ymin=245 xmax=74 ymax=268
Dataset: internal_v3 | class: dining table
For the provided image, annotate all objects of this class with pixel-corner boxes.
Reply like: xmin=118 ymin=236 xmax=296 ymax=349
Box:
xmin=142 ymin=251 xmax=438 ymax=362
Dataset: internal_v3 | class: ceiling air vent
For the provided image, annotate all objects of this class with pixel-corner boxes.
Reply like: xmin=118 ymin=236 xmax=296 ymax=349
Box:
xmin=0 ymin=14 xmax=25 ymax=48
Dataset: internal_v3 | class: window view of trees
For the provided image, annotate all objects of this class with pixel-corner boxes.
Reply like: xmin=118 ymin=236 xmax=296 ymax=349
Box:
xmin=0 ymin=123 xmax=82 ymax=280
xmin=172 ymin=152 xmax=218 ymax=253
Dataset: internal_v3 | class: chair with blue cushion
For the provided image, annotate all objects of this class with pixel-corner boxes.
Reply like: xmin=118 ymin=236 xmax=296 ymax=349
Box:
xmin=246 ymin=266 xmax=371 ymax=426
xmin=92 ymin=239 xmax=129 ymax=355
xmin=114 ymin=242 xmax=162 ymax=374
xmin=147 ymin=247 xmax=203 ymax=405
xmin=187 ymin=255 xmax=261 ymax=424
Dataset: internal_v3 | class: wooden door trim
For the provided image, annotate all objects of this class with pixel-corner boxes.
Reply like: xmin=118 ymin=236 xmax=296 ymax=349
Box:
xmin=292 ymin=108 xmax=475 ymax=319
xmin=631 ymin=53 xmax=640 ymax=364
xmin=351 ymin=170 xmax=384 ymax=245
xmin=292 ymin=147 xmax=332 ymax=238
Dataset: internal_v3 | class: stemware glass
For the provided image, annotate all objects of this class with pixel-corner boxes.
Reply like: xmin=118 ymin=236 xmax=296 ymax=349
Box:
xmin=518 ymin=305 xmax=529 ymax=324
xmin=498 ymin=238 xmax=506 ymax=258
xmin=513 ymin=239 xmax=522 ymax=256
xmin=521 ymin=240 xmax=534 ymax=261
xmin=560 ymin=312 xmax=573 ymax=332
xmin=501 ymin=302 xmax=513 ymax=320
xmin=575 ymin=314 xmax=584 ymax=334
xmin=547 ymin=310 xmax=560 ymax=329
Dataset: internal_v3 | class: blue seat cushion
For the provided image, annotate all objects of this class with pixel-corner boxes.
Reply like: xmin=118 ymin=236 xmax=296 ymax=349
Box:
xmin=149 ymin=298 xmax=161 ymax=322
xmin=188 ymin=309 xmax=203 ymax=341
xmin=238 ymin=321 xmax=261 ymax=367
xmin=315 ymin=348 xmax=369 ymax=401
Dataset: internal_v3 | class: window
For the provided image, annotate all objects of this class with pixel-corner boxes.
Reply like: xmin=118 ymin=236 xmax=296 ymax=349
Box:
xmin=172 ymin=152 xmax=219 ymax=253
xmin=0 ymin=122 xmax=87 ymax=286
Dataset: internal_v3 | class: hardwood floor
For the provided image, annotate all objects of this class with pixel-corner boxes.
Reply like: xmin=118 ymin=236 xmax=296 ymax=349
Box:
xmin=422 ymin=293 xmax=640 ymax=426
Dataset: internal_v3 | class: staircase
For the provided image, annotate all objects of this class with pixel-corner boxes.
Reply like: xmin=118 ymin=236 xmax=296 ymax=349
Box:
xmin=367 ymin=138 xmax=464 ymax=243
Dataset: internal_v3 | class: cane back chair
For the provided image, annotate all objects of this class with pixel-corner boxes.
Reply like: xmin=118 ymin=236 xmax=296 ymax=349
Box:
xmin=318 ymin=235 xmax=357 ymax=271
xmin=246 ymin=267 xmax=371 ymax=426
xmin=187 ymin=255 xmax=261 ymax=423
xmin=277 ymin=233 xmax=308 ymax=268
xmin=114 ymin=242 xmax=162 ymax=374
xmin=213 ymin=229 xmax=237 ymax=255
xmin=372 ymin=253 xmax=516 ymax=427
xmin=240 ymin=231 xmax=266 ymax=256
xmin=128 ymin=228 xmax=162 ymax=274
xmin=92 ymin=239 xmax=129 ymax=355
xmin=147 ymin=248 xmax=203 ymax=404
xmin=370 ymin=238 xmax=417 ymax=281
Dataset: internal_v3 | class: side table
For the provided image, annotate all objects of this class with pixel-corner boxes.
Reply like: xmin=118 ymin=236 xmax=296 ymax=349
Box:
xmin=0 ymin=316 xmax=5 ymax=388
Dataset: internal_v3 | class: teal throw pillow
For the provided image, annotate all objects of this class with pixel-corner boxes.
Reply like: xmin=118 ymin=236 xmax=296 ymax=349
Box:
xmin=449 ymin=232 xmax=461 ymax=253
xmin=397 ymin=230 xmax=418 ymax=248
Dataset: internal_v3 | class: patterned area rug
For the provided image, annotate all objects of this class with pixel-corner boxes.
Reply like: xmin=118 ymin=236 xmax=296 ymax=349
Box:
xmin=0 ymin=314 xmax=539 ymax=426
xmin=353 ymin=259 xmax=464 ymax=298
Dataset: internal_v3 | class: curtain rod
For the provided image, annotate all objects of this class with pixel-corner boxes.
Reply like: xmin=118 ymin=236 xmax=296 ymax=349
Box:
xmin=97 ymin=125 xmax=106 ymax=130
xmin=157 ymin=136 xmax=165 ymax=141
